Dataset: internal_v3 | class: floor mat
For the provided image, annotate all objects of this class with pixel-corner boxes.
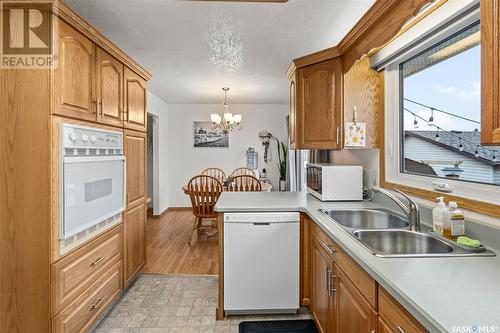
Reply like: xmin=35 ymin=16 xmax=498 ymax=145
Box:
xmin=239 ymin=319 xmax=318 ymax=333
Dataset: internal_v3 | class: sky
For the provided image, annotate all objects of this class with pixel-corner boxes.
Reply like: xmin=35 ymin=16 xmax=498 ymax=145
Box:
xmin=403 ymin=46 xmax=480 ymax=132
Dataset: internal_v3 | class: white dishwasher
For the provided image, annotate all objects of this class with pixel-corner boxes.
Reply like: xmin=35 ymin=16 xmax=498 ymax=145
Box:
xmin=223 ymin=212 xmax=300 ymax=314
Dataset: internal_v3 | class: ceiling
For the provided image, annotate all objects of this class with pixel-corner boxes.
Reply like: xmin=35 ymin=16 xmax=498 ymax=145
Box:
xmin=65 ymin=0 xmax=375 ymax=104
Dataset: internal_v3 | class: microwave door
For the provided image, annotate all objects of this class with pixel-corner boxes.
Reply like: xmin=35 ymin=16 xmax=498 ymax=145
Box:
xmin=62 ymin=156 xmax=125 ymax=239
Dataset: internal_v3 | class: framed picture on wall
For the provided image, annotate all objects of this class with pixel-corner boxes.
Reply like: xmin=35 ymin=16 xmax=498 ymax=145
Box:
xmin=193 ymin=121 xmax=229 ymax=148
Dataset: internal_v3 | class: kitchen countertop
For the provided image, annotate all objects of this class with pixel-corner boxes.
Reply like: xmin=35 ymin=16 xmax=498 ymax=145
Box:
xmin=215 ymin=191 xmax=500 ymax=333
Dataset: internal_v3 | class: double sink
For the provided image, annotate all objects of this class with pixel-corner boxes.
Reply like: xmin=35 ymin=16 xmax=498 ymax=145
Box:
xmin=320 ymin=208 xmax=494 ymax=257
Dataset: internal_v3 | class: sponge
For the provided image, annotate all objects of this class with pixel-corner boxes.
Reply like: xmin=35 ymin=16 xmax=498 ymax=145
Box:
xmin=456 ymin=236 xmax=481 ymax=248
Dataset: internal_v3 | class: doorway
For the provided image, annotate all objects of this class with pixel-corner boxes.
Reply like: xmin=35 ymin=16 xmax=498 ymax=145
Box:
xmin=147 ymin=113 xmax=159 ymax=214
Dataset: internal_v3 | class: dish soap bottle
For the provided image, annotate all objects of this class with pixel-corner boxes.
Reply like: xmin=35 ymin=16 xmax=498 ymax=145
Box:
xmin=443 ymin=201 xmax=465 ymax=240
xmin=432 ymin=197 xmax=446 ymax=235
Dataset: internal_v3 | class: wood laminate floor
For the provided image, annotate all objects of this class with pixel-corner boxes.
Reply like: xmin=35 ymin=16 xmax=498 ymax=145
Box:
xmin=143 ymin=209 xmax=218 ymax=276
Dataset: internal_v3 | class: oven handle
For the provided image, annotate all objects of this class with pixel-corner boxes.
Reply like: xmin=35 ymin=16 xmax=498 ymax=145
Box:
xmin=63 ymin=155 xmax=125 ymax=163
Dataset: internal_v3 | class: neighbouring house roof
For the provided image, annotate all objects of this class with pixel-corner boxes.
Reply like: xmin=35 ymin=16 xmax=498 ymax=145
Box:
xmin=405 ymin=130 xmax=500 ymax=166
xmin=404 ymin=158 xmax=438 ymax=176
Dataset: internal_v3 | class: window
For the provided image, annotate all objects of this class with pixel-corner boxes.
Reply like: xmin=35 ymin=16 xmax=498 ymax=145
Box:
xmin=377 ymin=1 xmax=500 ymax=206
xmin=400 ymin=22 xmax=499 ymax=187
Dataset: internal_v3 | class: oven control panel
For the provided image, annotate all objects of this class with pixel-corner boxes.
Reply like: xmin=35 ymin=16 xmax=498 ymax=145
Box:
xmin=62 ymin=124 xmax=123 ymax=149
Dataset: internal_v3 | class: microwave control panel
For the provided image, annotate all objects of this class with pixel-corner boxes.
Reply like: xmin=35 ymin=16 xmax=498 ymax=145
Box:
xmin=62 ymin=124 xmax=123 ymax=150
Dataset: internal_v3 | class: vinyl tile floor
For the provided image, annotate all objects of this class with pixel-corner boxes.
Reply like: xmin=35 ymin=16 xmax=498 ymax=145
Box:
xmin=93 ymin=274 xmax=312 ymax=333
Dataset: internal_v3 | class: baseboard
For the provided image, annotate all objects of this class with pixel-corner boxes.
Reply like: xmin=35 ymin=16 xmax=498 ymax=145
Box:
xmin=167 ymin=207 xmax=192 ymax=212
xmin=148 ymin=207 xmax=191 ymax=218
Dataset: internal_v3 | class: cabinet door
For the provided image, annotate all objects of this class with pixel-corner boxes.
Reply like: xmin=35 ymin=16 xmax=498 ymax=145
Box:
xmin=96 ymin=47 xmax=123 ymax=127
xmin=124 ymin=130 xmax=147 ymax=207
xmin=378 ymin=317 xmax=395 ymax=333
xmin=54 ymin=21 xmax=95 ymax=121
xmin=311 ymin=240 xmax=335 ymax=333
xmin=297 ymin=58 xmax=342 ymax=149
xmin=336 ymin=266 xmax=376 ymax=333
xmin=289 ymin=71 xmax=297 ymax=149
xmin=123 ymin=201 xmax=146 ymax=287
xmin=124 ymin=67 xmax=147 ymax=132
xmin=481 ymin=0 xmax=500 ymax=144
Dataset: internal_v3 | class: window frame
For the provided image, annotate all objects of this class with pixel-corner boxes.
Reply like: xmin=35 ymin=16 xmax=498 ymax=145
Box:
xmin=380 ymin=1 xmax=500 ymax=209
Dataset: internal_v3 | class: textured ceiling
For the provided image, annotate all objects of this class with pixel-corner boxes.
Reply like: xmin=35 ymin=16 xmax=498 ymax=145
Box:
xmin=65 ymin=0 xmax=375 ymax=104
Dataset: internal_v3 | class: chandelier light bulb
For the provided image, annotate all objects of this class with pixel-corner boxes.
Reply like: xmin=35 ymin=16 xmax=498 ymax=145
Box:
xmin=413 ymin=115 xmax=418 ymax=129
xmin=435 ymin=131 xmax=440 ymax=142
xmin=210 ymin=87 xmax=242 ymax=133
xmin=458 ymin=139 xmax=464 ymax=152
xmin=475 ymin=145 xmax=480 ymax=157
xmin=493 ymin=150 xmax=497 ymax=162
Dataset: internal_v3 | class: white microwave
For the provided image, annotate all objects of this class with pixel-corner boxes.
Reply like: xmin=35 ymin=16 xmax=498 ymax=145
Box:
xmin=306 ymin=163 xmax=363 ymax=201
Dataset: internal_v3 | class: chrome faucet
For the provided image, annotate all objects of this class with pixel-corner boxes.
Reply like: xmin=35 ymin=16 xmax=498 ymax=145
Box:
xmin=373 ymin=188 xmax=421 ymax=232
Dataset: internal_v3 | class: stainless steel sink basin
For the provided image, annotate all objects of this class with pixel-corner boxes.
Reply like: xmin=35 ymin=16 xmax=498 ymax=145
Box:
xmin=320 ymin=209 xmax=409 ymax=229
xmin=319 ymin=208 xmax=495 ymax=257
xmin=353 ymin=230 xmax=454 ymax=257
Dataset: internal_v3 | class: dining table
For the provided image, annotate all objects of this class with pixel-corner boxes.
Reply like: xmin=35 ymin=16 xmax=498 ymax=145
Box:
xmin=182 ymin=181 xmax=272 ymax=194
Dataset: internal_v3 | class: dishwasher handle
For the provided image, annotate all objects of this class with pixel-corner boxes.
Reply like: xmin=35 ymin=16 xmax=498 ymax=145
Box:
xmin=252 ymin=222 xmax=271 ymax=226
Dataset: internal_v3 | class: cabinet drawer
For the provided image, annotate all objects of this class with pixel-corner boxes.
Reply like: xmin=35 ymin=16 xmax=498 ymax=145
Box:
xmin=53 ymin=226 xmax=122 ymax=314
xmin=53 ymin=261 xmax=122 ymax=333
xmin=379 ymin=288 xmax=427 ymax=333
xmin=311 ymin=221 xmax=377 ymax=308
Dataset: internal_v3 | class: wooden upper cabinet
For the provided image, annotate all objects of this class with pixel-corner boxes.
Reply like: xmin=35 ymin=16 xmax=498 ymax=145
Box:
xmin=289 ymin=71 xmax=297 ymax=149
xmin=124 ymin=67 xmax=147 ymax=132
xmin=343 ymin=57 xmax=383 ymax=149
xmin=96 ymin=47 xmax=123 ymax=127
xmin=292 ymin=58 xmax=343 ymax=150
xmin=124 ymin=130 xmax=147 ymax=207
xmin=311 ymin=239 xmax=335 ymax=333
xmin=54 ymin=21 xmax=95 ymax=121
xmin=481 ymin=0 xmax=500 ymax=144
xmin=335 ymin=266 xmax=377 ymax=333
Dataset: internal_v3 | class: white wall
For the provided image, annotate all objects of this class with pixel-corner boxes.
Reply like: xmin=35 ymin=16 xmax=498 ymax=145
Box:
xmin=167 ymin=104 xmax=288 ymax=207
xmin=329 ymin=149 xmax=380 ymax=190
xmin=146 ymin=92 xmax=170 ymax=215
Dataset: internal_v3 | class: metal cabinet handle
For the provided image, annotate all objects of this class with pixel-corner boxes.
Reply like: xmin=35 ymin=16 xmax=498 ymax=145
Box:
xmin=90 ymin=257 xmax=104 ymax=267
xmin=397 ymin=326 xmax=406 ymax=333
xmin=322 ymin=242 xmax=336 ymax=255
xmin=326 ymin=267 xmax=332 ymax=297
xmin=336 ymin=126 xmax=340 ymax=145
xmin=90 ymin=297 xmax=106 ymax=311
xmin=98 ymin=98 xmax=103 ymax=117
xmin=330 ymin=268 xmax=337 ymax=294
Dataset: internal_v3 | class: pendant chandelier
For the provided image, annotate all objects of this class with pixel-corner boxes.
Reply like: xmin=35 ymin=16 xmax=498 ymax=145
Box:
xmin=210 ymin=87 xmax=242 ymax=134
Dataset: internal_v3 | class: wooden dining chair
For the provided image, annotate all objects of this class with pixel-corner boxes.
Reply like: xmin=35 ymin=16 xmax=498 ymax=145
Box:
xmin=227 ymin=175 xmax=262 ymax=192
xmin=186 ymin=175 xmax=223 ymax=244
xmin=230 ymin=167 xmax=257 ymax=178
xmin=201 ymin=168 xmax=226 ymax=183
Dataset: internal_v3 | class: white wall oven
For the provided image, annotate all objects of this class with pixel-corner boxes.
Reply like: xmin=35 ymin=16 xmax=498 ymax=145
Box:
xmin=61 ymin=124 xmax=125 ymax=242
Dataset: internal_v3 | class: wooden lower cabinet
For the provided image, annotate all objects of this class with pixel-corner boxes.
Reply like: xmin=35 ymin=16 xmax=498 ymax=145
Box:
xmin=51 ymin=225 xmax=124 ymax=333
xmin=123 ymin=201 xmax=147 ymax=288
xmin=307 ymin=219 xmax=426 ymax=333
xmin=311 ymin=239 xmax=335 ymax=333
xmin=378 ymin=316 xmax=395 ymax=333
xmin=335 ymin=266 xmax=377 ymax=333
xmin=378 ymin=288 xmax=427 ymax=333
xmin=53 ymin=261 xmax=122 ymax=333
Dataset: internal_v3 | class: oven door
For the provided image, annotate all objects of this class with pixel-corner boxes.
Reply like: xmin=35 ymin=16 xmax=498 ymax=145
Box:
xmin=62 ymin=155 xmax=125 ymax=239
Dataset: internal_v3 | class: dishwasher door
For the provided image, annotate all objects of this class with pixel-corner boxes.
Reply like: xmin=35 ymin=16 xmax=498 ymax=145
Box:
xmin=223 ymin=212 xmax=300 ymax=314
